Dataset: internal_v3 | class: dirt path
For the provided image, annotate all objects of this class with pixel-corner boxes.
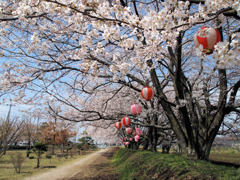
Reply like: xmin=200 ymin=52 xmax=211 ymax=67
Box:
xmin=69 ymin=147 xmax=120 ymax=180
xmin=24 ymin=147 xmax=119 ymax=180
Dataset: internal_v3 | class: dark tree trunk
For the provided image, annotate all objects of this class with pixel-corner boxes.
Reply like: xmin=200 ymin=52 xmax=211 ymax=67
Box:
xmin=52 ymin=143 xmax=55 ymax=155
xmin=162 ymin=141 xmax=170 ymax=154
xmin=142 ymin=137 xmax=149 ymax=150
xmin=133 ymin=141 xmax=140 ymax=149
xmin=149 ymin=126 xmax=158 ymax=152
xmin=52 ymin=118 xmax=57 ymax=155
xmin=37 ymin=157 xmax=40 ymax=168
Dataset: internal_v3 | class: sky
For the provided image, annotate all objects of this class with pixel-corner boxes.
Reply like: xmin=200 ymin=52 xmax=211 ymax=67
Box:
xmin=0 ymin=104 xmax=33 ymax=119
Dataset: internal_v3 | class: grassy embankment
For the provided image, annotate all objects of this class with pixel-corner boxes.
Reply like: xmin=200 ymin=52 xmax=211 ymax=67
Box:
xmin=113 ymin=148 xmax=240 ymax=180
xmin=0 ymin=149 xmax=97 ymax=180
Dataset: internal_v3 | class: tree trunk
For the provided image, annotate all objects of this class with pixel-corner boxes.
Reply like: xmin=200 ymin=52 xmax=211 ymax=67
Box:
xmin=196 ymin=142 xmax=212 ymax=160
xmin=162 ymin=141 xmax=170 ymax=154
xmin=142 ymin=137 xmax=149 ymax=150
xmin=26 ymin=140 xmax=31 ymax=158
xmin=52 ymin=118 xmax=56 ymax=155
xmin=149 ymin=126 xmax=157 ymax=152
xmin=148 ymin=61 xmax=189 ymax=154
xmin=193 ymin=26 xmax=228 ymax=160
xmin=133 ymin=141 xmax=139 ymax=149
xmin=27 ymin=140 xmax=31 ymax=150
xmin=37 ymin=157 xmax=40 ymax=168
xmin=52 ymin=143 xmax=55 ymax=155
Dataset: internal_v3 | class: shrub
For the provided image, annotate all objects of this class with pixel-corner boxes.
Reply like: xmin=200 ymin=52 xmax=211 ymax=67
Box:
xmin=10 ymin=153 xmax=25 ymax=173
xmin=29 ymin=156 xmax=34 ymax=159
xmin=46 ymin=154 xmax=52 ymax=163
xmin=32 ymin=142 xmax=48 ymax=168
xmin=46 ymin=154 xmax=52 ymax=158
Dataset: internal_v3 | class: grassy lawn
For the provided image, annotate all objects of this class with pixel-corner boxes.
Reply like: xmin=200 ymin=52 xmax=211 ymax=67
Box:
xmin=156 ymin=146 xmax=240 ymax=166
xmin=210 ymin=147 xmax=240 ymax=167
xmin=0 ymin=149 xmax=98 ymax=180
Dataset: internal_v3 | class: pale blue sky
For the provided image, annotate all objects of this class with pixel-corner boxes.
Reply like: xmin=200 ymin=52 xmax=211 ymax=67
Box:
xmin=0 ymin=104 xmax=32 ymax=119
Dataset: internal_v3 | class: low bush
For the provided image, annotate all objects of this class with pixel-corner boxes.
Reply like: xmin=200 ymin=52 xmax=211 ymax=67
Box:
xmin=10 ymin=153 xmax=25 ymax=173
xmin=46 ymin=154 xmax=52 ymax=163
xmin=113 ymin=148 xmax=240 ymax=180
xmin=46 ymin=154 xmax=51 ymax=158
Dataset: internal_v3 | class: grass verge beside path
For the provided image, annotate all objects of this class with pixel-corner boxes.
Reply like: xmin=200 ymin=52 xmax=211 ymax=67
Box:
xmin=69 ymin=147 xmax=120 ymax=180
xmin=113 ymin=148 xmax=240 ymax=180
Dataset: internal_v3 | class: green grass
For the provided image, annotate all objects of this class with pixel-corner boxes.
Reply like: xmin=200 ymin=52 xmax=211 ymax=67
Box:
xmin=113 ymin=148 xmax=240 ymax=180
xmin=0 ymin=149 xmax=97 ymax=180
xmin=210 ymin=148 xmax=240 ymax=167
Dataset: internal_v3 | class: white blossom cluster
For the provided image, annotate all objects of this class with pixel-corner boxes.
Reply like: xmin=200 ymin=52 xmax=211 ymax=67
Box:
xmin=214 ymin=33 xmax=240 ymax=69
xmin=205 ymin=0 xmax=240 ymax=16
xmin=0 ymin=0 xmax=239 ymax=117
xmin=1 ymin=0 xmax=238 ymax=77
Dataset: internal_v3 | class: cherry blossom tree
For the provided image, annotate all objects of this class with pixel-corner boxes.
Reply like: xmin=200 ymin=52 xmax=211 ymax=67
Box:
xmin=0 ymin=0 xmax=239 ymax=160
xmin=68 ymin=85 xmax=173 ymax=151
xmin=21 ymin=115 xmax=39 ymax=151
xmin=0 ymin=106 xmax=24 ymax=159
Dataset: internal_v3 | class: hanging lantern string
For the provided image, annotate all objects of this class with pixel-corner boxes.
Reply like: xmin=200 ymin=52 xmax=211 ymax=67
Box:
xmin=130 ymin=121 xmax=171 ymax=130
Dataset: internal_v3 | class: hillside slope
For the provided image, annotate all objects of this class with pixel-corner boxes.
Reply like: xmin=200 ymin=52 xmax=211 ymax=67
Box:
xmin=113 ymin=148 xmax=240 ymax=180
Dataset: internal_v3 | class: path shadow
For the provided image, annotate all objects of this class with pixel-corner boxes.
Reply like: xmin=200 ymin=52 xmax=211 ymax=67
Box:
xmin=100 ymin=147 xmax=119 ymax=159
xmin=42 ymin=166 xmax=57 ymax=168
xmin=210 ymin=160 xmax=240 ymax=169
xmin=20 ymin=171 xmax=33 ymax=174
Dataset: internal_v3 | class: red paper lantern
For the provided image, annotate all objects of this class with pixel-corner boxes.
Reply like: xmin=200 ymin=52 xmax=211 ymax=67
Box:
xmin=136 ymin=128 xmax=142 ymax=136
xmin=115 ymin=121 xmax=122 ymax=129
xmin=135 ymin=135 xmax=140 ymax=142
xmin=131 ymin=103 xmax=141 ymax=115
xmin=141 ymin=86 xmax=154 ymax=100
xmin=194 ymin=27 xmax=221 ymax=54
xmin=122 ymin=116 xmax=131 ymax=127
xmin=126 ymin=127 xmax=132 ymax=134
